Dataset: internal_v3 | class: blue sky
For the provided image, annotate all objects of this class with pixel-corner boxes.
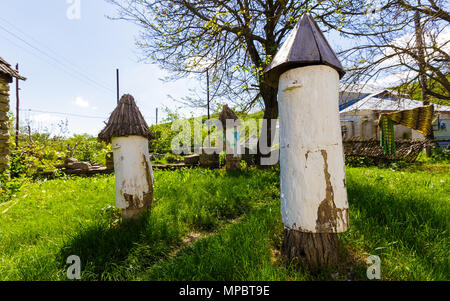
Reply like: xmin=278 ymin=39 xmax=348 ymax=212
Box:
xmin=0 ymin=1 xmax=372 ymax=137
xmin=0 ymin=0 xmax=201 ymax=136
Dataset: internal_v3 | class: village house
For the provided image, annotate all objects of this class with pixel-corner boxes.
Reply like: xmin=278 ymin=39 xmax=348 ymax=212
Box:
xmin=0 ymin=57 xmax=26 ymax=172
xmin=339 ymin=85 xmax=450 ymax=148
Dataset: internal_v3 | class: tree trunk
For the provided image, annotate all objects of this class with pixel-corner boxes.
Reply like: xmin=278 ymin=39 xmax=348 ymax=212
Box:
xmin=257 ymin=82 xmax=278 ymax=167
xmin=414 ymin=11 xmax=435 ymax=157
xmin=281 ymin=229 xmax=339 ymax=270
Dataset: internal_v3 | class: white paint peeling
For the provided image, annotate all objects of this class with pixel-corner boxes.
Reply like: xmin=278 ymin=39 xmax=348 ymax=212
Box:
xmin=112 ymin=135 xmax=154 ymax=210
xmin=278 ymin=65 xmax=349 ymax=233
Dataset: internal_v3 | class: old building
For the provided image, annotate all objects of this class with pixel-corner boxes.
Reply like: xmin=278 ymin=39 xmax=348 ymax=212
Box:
xmin=339 ymin=88 xmax=450 ymax=147
xmin=0 ymin=57 xmax=26 ymax=172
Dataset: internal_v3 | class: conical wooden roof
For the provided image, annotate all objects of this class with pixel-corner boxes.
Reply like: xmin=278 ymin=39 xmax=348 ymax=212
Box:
xmin=219 ymin=105 xmax=240 ymax=129
xmin=98 ymin=94 xmax=155 ymax=143
xmin=263 ymin=14 xmax=345 ymax=88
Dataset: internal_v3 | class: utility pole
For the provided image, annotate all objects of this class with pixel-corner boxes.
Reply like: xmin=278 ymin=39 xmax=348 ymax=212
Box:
xmin=15 ymin=64 xmax=19 ymax=149
xmin=116 ymin=69 xmax=120 ymax=104
xmin=156 ymin=107 xmax=158 ymax=125
xmin=414 ymin=11 xmax=428 ymax=105
xmin=206 ymin=69 xmax=211 ymax=145
xmin=206 ymin=69 xmax=210 ymax=121
xmin=415 ymin=10 xmax=434 ymax=155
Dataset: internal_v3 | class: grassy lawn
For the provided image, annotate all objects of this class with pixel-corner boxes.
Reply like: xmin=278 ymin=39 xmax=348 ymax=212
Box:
xmin=0 ymin=165 xmax=448 ymax=281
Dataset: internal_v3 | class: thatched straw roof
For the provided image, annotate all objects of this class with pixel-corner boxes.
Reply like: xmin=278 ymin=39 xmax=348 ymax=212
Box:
xmin=98 ymin=94 xmax=155 ymax=143
xmin=219 ymin=105 xmax=241 ymax=129
xmin=0 ymin=57 xmax=26 ymax=82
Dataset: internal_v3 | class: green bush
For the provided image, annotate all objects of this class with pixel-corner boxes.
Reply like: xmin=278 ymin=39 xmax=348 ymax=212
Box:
xmin=431 ymin=147 xmax=450 ymax=162
xmin=164 ymin=153 xmax=178 ymax=164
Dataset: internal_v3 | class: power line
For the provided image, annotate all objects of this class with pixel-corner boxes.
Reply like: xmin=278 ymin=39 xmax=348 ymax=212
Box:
xmin=0 ymin=32 xmax=97 ymax=89
xmin=0 ymin=32 xmax=116 ymax=95
xmin=0 ymin=20 xmax=115 ymax=94
xmin=0 ymin=16 xmax=114 ymax=91
xmin=19 ymin=108 xmax=107 ymax=120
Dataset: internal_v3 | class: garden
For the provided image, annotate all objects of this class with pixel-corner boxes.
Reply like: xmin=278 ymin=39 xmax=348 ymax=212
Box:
xmin=0 ymin=142 xmax=448 ymax=280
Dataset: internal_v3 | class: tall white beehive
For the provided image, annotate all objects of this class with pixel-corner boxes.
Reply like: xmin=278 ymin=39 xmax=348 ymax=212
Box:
xmin=264 ymin=14 xmax=349 ymax=234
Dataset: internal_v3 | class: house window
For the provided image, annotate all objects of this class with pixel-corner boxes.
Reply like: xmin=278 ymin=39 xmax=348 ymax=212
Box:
xmin=341 ymin=125 xmax=348 ymax=139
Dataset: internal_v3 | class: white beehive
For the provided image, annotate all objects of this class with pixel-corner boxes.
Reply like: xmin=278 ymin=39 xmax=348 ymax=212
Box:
xmin=99 ymin=94 xmax=155 ymax=220
xmin=264 ymin=14 xmax=349 ymax=234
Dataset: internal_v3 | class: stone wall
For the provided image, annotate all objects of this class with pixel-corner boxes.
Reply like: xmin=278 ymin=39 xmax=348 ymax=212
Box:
xmin=0 ymin=75 xmax=11 ymax=173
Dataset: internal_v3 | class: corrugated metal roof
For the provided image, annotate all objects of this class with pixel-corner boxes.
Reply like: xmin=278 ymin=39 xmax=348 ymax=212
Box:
xmin=263 ymin=14 xmax=345 ymax=88
xmin=0 ymin=57 xmax=26 ymax=81
xmin=340 ymin=92 xmax=450 ymax=113
xmin=339 ymin=83 xmax=383 ymax=94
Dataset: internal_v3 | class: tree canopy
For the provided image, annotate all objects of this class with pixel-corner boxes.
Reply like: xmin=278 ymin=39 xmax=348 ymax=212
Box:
xmin=108 ymin=0 xmax=350 ymax=114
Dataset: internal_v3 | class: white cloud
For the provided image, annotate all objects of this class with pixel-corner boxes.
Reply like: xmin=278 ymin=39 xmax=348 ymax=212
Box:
xmin=368 ymin=27 xmax=449 ymax=89
xmin=74 ymin=96 xmax=89 ymax=108
xmin=29 ymin=113 xmax=61 ymax=123
xmin=368 ymin=71 xmax=416 ymax=88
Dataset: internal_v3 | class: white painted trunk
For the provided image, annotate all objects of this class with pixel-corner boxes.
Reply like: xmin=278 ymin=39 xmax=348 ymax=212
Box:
xmin=112 ymin=136 xmax=154 ymax=210
xmin=278 ymin=65 xmax=349 ymax=233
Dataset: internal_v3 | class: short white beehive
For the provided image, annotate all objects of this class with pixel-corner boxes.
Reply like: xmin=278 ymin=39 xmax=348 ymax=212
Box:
xmin=99 ymin=94 xmax=155 ymax=220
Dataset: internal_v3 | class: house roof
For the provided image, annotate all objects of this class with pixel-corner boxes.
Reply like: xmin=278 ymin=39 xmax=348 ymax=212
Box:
xmin=98 ymin=94 xmax=155 ymax=143
xmin=340 ymin=92 xmax=450 ymax=113
xmin=263 ymin=14 xmax=345 ymax=88
xmin=0 ymin=57 xmax=26 ymax=82
xmin=339 ymin=83 xmax=383 ymax=95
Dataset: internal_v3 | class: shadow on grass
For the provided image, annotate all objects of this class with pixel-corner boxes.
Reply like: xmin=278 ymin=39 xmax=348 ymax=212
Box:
xmin=137 ymin=203 xmax=368 ymax=281
xmin=58 ymin=214 xmax=183 ymax=281
xmin=344 ymin=178 xmax=449 ymax=280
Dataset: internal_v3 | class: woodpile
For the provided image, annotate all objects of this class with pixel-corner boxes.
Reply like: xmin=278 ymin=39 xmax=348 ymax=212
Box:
xmin=0 ymin=77 xmax=10 ymax=172
xmin=184 ymin=154 xmax=200 ymax=166
xmin=63 ymin=157 xmax=93 ymax=171
xmin=0 ymin=57 xmax=25 ymax=173
xmin=343 ymin=137 xmax=430 ymax=163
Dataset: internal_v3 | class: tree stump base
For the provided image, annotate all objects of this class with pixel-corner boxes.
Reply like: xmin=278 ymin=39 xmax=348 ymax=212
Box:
xmin=122 ymin=205 xmax=150 ymax=222
xmin=225 ymin=154 xmax=241 ymax=172
xmin=281 ymin=228 xmax=339 ymax=270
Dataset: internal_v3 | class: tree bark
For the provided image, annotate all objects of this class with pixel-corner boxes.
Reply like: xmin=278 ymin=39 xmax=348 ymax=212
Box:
xmin=257 ymin=82 xmax=278 ymax=167
xmin=281 ymin=229 xmax=339 ymax=270
xmin=414 ymin=11 xmax=435 ymax=156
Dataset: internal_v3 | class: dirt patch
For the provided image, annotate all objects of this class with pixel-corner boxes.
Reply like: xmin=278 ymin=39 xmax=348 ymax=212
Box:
xmin=169 ymin=232 xmax=208 ymax=258
xmin=169 ymin=215 xmax=246 ymax=258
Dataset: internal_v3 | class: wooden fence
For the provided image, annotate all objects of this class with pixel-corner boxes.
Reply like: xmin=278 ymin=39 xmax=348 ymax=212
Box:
xmin=343 ymin=137 xmax=432 ymax=163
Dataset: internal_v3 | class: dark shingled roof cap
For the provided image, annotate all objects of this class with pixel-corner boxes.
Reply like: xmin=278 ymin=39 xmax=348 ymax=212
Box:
xmin=0 ymin=57 xmax=26 ymax=82
xmin=98 ymin=94 xmax=155 ymax=143
xmin=263 ymin=14 xmax=345 ymax=88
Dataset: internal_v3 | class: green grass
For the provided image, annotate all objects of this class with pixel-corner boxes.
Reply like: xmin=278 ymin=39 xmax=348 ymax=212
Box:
xmin=0 ymin=165 xmax=448 ymax=281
